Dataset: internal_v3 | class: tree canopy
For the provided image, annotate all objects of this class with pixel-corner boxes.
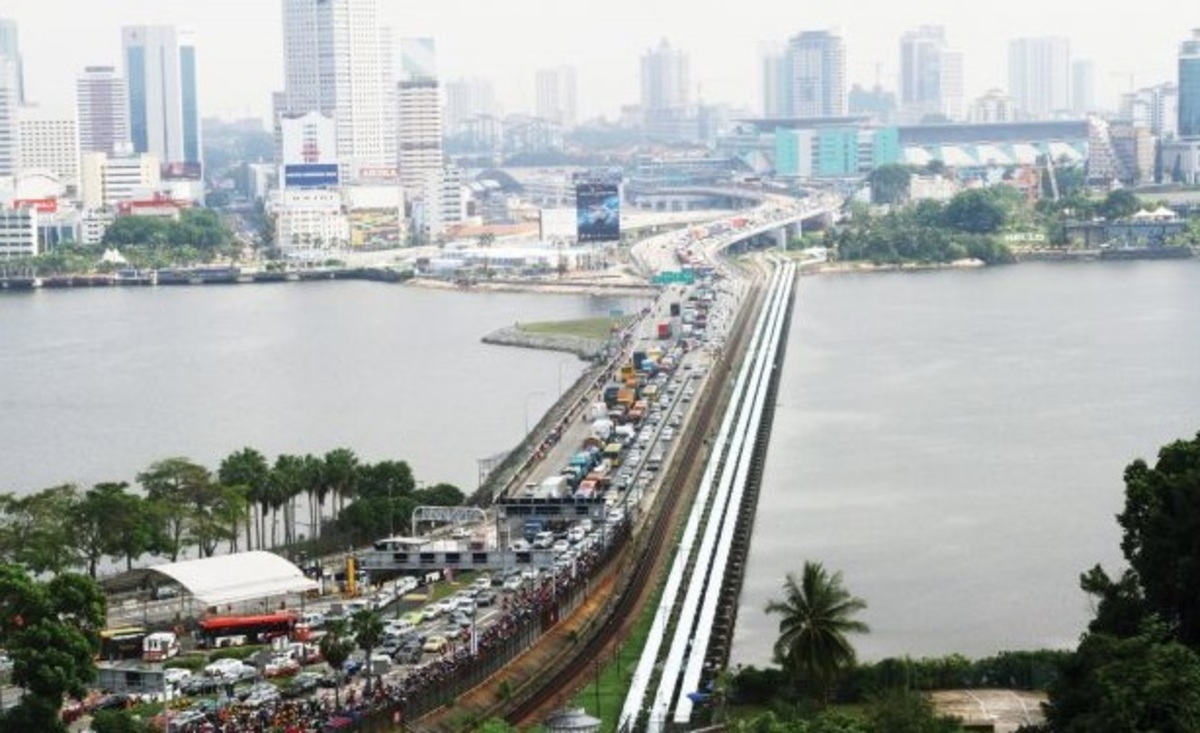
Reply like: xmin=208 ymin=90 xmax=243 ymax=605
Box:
xmin=1045 ymin=430 xmax=1200 ymax=731
xmin=766 ymin=561 xmax=870 ymax=703
xmin=0 ymin=567 xmax=106 ymax=733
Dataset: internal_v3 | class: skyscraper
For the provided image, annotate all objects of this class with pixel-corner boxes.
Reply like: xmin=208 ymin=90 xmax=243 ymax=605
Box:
xmin=280 ymin=0 xmax=396 ymax=171
xmin=640 ymin=39 xmax=694 ymax=139
xmin=899 ymin=26 xmax=964 ymax=123
xmin=535 ymin=66 xmax=577 ymax=128
xmin=443 ymin=77 xmax=498 ymax=137
xmin=1008 ymin=36 xmax=1071 ymax=120
xmin=398 ymin=38 xmax=443 ymax=193
xmin=760 ymin=43 xmax=791 ymax=118
xmin=122 ymin=26 xmax=202 ymax=168
xmin=787 ymin=30 xmax=846 ymax=118
xmin=1071 ymin=59 xmax=1096 ymax=115
xmin=76 ymin=66 xmax=131 ymax=155
xmin=0 ymin=18 xmax=24 ymax=106
xmin=1179 ymin=30 xmax=1200 ymax=139
xmin=0 ymin=55 xmax=17 ymax=177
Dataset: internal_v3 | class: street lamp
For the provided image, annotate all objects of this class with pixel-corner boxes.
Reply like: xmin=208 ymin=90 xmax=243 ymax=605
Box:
xmin=524 ymin=390 xmax=546 ymax=435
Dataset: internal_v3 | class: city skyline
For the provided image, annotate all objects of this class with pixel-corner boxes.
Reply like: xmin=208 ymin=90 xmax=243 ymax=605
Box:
xmin=1 ymin=0 xmax=1196 ymax=124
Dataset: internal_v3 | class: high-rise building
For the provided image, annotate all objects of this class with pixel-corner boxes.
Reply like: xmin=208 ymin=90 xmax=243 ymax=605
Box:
xmin=0 ymin=56 xmax=17 ymax=177
xmin=1071 ymin=59 xmax=1096 ymax=115
xmin=760 ymin=43 xmax=791 ymax=117
xmin=398 ymin=37 xmax=443 ymax=193
xmin=1121 ymin=84 xmax=1179 ymax=139
xmin=280 ymin=0 xmax=396 ymax=171
xmin=899 ymin=26 xmax=964 ymax=123
xmin=640 ymin=39 xmax=689 ymax=114
xmin=787 ymin=30 xmax=846 ymax=118
xmin=76 ymin=66 xmax=131 ymax=155
xmin=79 ymin=150 xmax=161 ymax=210
xmin=535 ymin=66 xmax=577 ymax=128
xmin=640 ymin=39 xmax=697 ymax=140
xmin=1008 ymin=36 xmax=1071 ymax=120
xmin=1179 ymin=29 xmax=1200 ymax=139
xmin=17 ymin=106 xmax=79 ymax=187
xmin=122 ymin=26 xmax=202 ymax=168
xmin=0 ymin=18 xmax=24 ymax=106
xmin=443 ymin=77 xmax=498 ymax=136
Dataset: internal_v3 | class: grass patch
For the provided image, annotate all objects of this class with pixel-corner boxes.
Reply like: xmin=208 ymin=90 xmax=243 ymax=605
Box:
xmin=567 ymin=550 xmax=674 ymax=732
xmin=517 ymin=317 xmax=630 ymax=340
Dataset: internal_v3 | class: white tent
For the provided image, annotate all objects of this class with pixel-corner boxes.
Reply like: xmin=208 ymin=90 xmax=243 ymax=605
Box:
xmin=147 ymin=551 xmax=318 ymax=607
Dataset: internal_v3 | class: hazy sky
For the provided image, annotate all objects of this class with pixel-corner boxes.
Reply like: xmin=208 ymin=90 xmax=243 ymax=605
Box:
xmin=6 ymin=0 xmax=1196 ymax=123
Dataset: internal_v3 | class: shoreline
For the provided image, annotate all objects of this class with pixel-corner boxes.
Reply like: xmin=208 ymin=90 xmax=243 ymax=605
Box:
xmin=480 ymin=326 xmax=607 ymax=360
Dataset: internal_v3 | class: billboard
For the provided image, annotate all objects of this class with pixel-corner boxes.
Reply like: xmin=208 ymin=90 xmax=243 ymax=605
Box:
xmin=284 ymin=163 xmax=340 ymax=189
xmin=13 ymin=198 xmax=58 ymax=213
xmin=575 ymin=182 xmax=620 ymax=242
xmin=161 ymin=161 xmax=204 ymax=181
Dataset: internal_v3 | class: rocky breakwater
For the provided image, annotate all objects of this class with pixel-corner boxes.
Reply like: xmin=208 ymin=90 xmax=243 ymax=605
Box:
xmin=481 ymin=326 xmax=606 ymax=360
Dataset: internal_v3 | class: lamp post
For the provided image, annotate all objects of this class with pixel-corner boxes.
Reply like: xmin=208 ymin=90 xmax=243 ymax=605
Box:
xmin=523 ymin=390 xmax=546 ymax=435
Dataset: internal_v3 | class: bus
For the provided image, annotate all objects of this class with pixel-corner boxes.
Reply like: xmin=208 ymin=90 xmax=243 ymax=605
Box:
xmin=196 ymin=612 xmax=298 ymax=649
xmin=99 ymin=626 xmax=148 ymax=661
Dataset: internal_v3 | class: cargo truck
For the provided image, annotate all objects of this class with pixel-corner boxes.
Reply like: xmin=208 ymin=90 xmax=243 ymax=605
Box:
xmin=657 ymin=321 xmax=673 ymax=340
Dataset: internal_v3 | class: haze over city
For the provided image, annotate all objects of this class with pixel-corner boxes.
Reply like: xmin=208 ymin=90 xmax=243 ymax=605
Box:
xmin=4 ymin=0 xmax=1195 ymax=122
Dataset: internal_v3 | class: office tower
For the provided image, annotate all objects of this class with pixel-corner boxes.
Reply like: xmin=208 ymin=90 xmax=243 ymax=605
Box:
xmin=443 ymin=77 xmax=497 ymax=136
xmin=760 ymin=43 xmax=791 ymax=117
xmin=1008 ymin=36 xmax=1071 ymax=120
xmin=122 ymin=26 xmax=202 ymax=168
xmin=535 ymin=66 xmax=577 ymax=128
xmin=398 ymin=38 xmax=443 ymax=192
xmin=640 ymin=39 xmax=690 ymax=116
xmin=0 ymin=56 xmax=17 ymax=176
xmin=76 ymin=66 xmax=131 ymax=155
xmin=280 ymin=0 xmax=396 ymax=170
xmin=1121 ymin=84 xmax=1178 ymax=139
xmin=787 ymin=30 xmax=846 ymax=118
xmin=1072 ymin=59 xmax=1096 ymax=115
xmin=899 ymin=25 xmax=965 ymax=122
xmin=0 ymin=18 xmax=24 ymax=105
xmin=1179 ymin=30 xmax=1200 ymax=139
xmin=17 ymin=106 xmax=79 ymax=186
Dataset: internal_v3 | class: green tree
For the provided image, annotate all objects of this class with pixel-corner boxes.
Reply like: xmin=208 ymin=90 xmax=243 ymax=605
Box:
xmin=0 ymin=567 xmax=105 ymax=733
xmin=943 ymin=189 xmax=1006 ymax=234
xmin=0 ymin=485 xmax=82 ymax=574
xmin=90 ymin=710 xmax=153 ymax=733
xmin=414 ymin=482 xmax=465 ymax=507
xmin=1097 ymin=189 xmax=1141 ymax=221
xmin=1112 ymin=432 xmax=1200 ymax=647
xmin=351 ymin=609 xmax=385 ymax=695
xmin=1044 ymin=621 xmax=1200 ymax=733
xmin=869 ymin=164 xmax=913 ymax=206
xmin=766 ymin=561 xmax=870 ymax=704
xmin=138 ymin=457 xmax=215 ymax=561
xmin=269 ymin=454 xmax=306 ymax=547
xmin=323 ymin=447 xmax=360 ymax=525
xmin=219 ymin=447 xmax=271 ymax=550
xmin=318 ymin=620 xmax=355 ymax=708
xmin=70 ymin=482 xmax=140 ymax=578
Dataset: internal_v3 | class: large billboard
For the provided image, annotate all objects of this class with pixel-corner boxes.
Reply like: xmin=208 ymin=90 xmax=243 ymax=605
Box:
xmin=575 ymin=182 xmax=620 ymax=242
xmin=284 ymin=163 xmax=340 ymax=189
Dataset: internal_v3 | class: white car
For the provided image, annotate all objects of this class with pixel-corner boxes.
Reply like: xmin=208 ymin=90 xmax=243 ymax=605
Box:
xmin=204 ymin=657 xmax=245 ymax=677
xmin=552 ymin=539 xmax=571 ymax=554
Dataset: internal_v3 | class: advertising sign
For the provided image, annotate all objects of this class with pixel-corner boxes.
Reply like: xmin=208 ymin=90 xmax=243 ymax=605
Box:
xmin=160 ymin=161 xmax=204 ymax=181
xmin=284 ymin=163 xmax=340 ymax=189
xmin=575 ymin=182 xmax=620 ymax=242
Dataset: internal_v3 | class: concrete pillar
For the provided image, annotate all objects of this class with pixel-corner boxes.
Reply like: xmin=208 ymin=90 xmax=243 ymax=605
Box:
xmin=775 ymin=227 xmax=787 ymax=250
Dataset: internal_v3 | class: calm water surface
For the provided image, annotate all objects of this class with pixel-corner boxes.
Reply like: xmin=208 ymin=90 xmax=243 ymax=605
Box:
xmin=0 ymin=282 xmax=639 ymax=492
xmin=732 ymin=260 xmax=1200 ymax=664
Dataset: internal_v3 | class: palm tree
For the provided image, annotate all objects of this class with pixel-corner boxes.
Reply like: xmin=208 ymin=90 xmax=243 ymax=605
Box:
xmin=319 ymin=619 xmax=354 ymax=708
xmin=351 ymin=609 xmax=385 ymax=696
xmin=218 ymin=447 xmax=270 ymax=550
xmin=765 ymin=561 xmax=869 ymax=704
xmin=323 ymin=448 xmax=359 ymax=528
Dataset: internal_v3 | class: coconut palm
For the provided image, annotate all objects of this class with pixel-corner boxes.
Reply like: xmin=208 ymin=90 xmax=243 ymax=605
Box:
xmin=766 ymin=561 xmax=869 ymax=703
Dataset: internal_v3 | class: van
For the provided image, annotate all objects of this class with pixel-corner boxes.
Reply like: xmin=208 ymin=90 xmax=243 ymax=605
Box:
xmin=301 ymin=612 xmax=326 ymax=628
xmin=532 ymin=531 xmax=555 ymax=549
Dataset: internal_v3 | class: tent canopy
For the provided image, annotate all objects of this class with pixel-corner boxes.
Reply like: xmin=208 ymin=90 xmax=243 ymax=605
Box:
xmin=148 ymin=551 xmax=318 ymax=607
